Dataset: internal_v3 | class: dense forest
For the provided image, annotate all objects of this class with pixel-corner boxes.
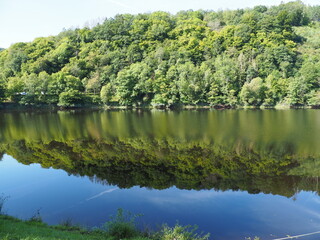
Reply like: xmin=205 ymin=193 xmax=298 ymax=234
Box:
xmin=1 ymin=1 xmax=320 ymax=108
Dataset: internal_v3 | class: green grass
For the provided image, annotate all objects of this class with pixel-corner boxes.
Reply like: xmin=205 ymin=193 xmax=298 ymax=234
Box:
xmin=0 ymin=214 xmax=212 ymax=240
xmin=0 ymin=197 xmax=210 ymax=240
xmin=0 ymin=215 xmax=111 ymax=240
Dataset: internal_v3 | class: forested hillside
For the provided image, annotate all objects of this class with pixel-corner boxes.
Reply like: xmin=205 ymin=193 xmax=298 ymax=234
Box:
xmin=1 ymin=1 xmax=320 ymax=108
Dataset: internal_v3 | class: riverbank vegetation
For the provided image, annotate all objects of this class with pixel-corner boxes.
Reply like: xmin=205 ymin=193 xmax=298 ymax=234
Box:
xmin=0 ymin=2 xmax=320 ymax=108
xmin=0 ymin=208 xmax=210 ymax=240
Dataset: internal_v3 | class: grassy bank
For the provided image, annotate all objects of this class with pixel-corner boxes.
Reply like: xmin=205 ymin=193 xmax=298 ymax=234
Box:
xmin=0 ymin=213 xmax=210 ymax=240
xmin=0 ymin=215 xmax=110 ymax=240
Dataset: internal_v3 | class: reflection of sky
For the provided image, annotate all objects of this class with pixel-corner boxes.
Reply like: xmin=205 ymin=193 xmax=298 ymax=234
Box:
xmin=1 ymin=155 xmax=320 ymax=240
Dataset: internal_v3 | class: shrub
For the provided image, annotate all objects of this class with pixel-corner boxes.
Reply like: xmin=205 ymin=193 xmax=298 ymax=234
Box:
xmin=308 ymin=90 xmax=320 ymax=106
xmin=100 ymin=83 xmax=114 ymax=105
xmin=0 ymin=82 xmax=6 ymax=103
xmin=154 ymin=223 xmax=210 ymax=240
xmin=58 ymin=90 xmax=85 ymax=107
xmin=28 ymin=209 xmax=43 ymax=223
xmin=240 ymin=77 xmax=266 ymax=106
xmin=82 ymin=94 xmax=102 ymax=105
xmin=19 ymin=94 xmax=39 ymax=105
xmin=104 ymin=208 xmax=141 ymax=240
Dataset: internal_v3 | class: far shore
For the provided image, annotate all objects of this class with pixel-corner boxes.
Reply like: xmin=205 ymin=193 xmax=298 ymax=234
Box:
xmin=0 ymin=102 xmax=319 ymax=111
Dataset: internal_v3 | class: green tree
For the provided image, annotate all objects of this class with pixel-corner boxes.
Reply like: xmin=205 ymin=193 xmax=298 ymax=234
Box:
xmin=213 ymin=55 xmax=239 ymax=105
xmin=240 ymin=77 xmax=266 ymax=106
xmin=5 ymin=43 xmax=28 ymax=75
xmin=100 ymin=83 xmax=114 ymax=104
xmin=6 ymin=76 xmax=25 ymax=102
xmin=177 ymin=62 xmax=207 ymax=104
xmin=0 ymin=3 xmax=317 ymax=107
xmin=85 ymin=73 xmax=101 ymax=94
xmin=308 ymin=91 xmax=320 ymax=106
xmin=115 ymin=62 xmax=152 ymax=105
xmin=0 ymin=80 xmax=6 ymax=102
xmin=287 ymin=77 xmax=308 ymax=105
xmin=58 ymin=90 xmax=85 ymax=107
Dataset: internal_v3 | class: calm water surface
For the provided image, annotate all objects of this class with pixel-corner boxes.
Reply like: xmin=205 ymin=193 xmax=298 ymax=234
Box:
xmin=0 ymin=109 xmax=320 ymax=240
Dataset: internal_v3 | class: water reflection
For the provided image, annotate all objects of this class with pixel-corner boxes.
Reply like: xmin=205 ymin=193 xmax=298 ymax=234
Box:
xmin=0 ymin=110 xmax=319 ymax=197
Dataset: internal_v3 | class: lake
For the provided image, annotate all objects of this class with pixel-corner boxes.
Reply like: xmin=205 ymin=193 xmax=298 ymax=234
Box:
xmin=0 ymin=109 xmax=320 ymax=240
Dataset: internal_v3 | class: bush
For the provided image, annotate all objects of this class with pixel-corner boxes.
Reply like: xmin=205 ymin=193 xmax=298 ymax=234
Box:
xmin=240 ymin=77 xmax=266 ymax=106
xmin=154 ymin=224 xmax=210 ymax=240
xmin=84 ymin=94 xmax=102 ymax=105
xmin=27 ymin=209 xmax=42 ymax=223
xmin=308 ymin=90 xmax=320 ymax=106
xmin=19 ymin=94 xmax=39 ymax=105
xmin=0 ymin=83 xmax=5 ymax=103
xmin=58 ymin=90 xmax=85 ymax=107
xmin=100 ymin=83 xmax=114 ymax=105
xmin=104 ymin=208 xmax=141 ymax=240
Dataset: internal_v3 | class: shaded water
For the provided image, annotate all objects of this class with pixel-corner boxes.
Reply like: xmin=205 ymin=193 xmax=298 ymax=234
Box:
xmin=0 ymin=109 xmax=320 ymax=239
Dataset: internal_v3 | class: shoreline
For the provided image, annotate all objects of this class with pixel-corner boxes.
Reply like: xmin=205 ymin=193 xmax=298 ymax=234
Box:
xmin=0 ymin=102 xmax=319 ymax=111
xmin=0 ymin=213 xmax=211 ymax=240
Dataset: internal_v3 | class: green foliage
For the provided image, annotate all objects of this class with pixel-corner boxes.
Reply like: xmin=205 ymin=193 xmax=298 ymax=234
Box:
xmin=0 ymin=3 xmax=319 ymax=107
xmin=308 ymin=90 xmax=320 ymax=106
xmin=240 ymin=77 xmax=266 ymax=106
xmin=28 ymin=209 xmax=43 ymax=223
xmin=58 ymin=90 xmax=85 ymax=107
xmin=4 ymin=43 xmax=28 ymax=75
xmin=6 ymin=76 xmax=25 ymax=102
xmin=115 ymin=62 xmax=152 ymax=106
xmin=155 ymin=224 xmax=210 ymax=240
xmin=287 ymin=77 xmax=308 ymax=105
xmin=0 ymin=80 xmax=6 ymax=102
xmin=86 ymin=73 xmax=102 ymax=94
xmin=0 ymin=215 xmax=108 ymax=240
xmin=100 ymin=83 xmax=114 ymax=104
xmin=1 ymin=213 xmax=213 ymax=240
xmin=104 ymin=209 xmax=140 ymax=240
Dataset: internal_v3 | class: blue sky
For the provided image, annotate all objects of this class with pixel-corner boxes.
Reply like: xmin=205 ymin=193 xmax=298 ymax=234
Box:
xmin=0 ymin=0 xmax=319 ymax=48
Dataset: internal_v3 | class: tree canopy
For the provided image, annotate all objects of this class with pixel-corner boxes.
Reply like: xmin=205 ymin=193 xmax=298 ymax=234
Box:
xmin=1 ymin=2 xmax=320 ymax=107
